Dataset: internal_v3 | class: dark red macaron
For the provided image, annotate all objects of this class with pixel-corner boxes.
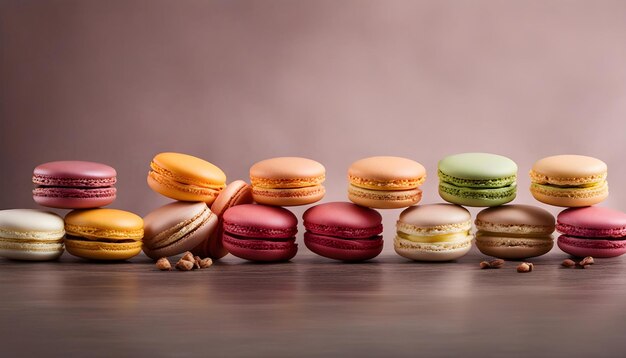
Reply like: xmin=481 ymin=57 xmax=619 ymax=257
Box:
xmin=32 ymin=161 xmax=117 ymax=209
xmin=222 ymin=204 xmax=298 ymax=262
xmin=303 ymin=202 xmax=383 ymax=261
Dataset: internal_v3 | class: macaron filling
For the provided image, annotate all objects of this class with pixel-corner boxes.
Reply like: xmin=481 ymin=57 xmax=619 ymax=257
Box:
xmin=397 ymin=231 xmax=471 ymax=243
xmin=65 ymin=234 xmax=140 ymax=244
xmin=530 ymin=181 xmax=608 ymax=197
xmin=438 ymin=170 xmax=516 ymax=188
xmin=250 ymin=175 xmax=325 ymax=189
xmin=348 ymin=175 xmax=425 ymax=191
xmin=439 ymin=182 xmax=517 ymax=199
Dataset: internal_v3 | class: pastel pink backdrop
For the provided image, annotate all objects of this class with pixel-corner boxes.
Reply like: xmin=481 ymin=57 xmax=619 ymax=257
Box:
xmin=2 ymin=1 xmax=626 ymax=252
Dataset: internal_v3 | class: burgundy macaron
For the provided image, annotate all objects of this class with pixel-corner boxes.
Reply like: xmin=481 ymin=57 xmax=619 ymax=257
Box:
xmin=303 ymin=202 xmax=383 ymax=261
xmin=32 ymin=161 xmax=117 ymax=209
xmin=557 ymin=206 xmax=626 ymax=258
xmin=222 ymin=204 xmax=298 ymax=262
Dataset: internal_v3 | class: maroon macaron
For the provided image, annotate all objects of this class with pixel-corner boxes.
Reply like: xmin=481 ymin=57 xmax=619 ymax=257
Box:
xmin=303 ymin=202 xmax=383 ymax=261
xmin=33 ymin=161 xmax=117 ymax=209
xmin=222 ymin=204 xmax=298 ymax=262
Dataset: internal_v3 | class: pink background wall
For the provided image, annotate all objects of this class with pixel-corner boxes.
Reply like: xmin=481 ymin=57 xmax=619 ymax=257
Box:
xmin=2 ymin=1 xmax=626 ymax=251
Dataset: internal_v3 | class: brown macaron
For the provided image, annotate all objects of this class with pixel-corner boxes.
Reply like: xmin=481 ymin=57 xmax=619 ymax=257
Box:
xmin=475 ymin=204 xmax=555 ymax=259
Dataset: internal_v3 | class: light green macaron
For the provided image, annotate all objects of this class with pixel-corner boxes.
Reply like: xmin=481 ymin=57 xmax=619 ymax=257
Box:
xmin=438 ymin=153 xmax=518 ymax=207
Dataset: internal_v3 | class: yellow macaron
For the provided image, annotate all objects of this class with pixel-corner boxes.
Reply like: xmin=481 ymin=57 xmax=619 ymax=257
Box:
xmin=64 ymin=209 xmax=144 ymax=261
xmin=147 ymin=152 xmax=226 ymax=204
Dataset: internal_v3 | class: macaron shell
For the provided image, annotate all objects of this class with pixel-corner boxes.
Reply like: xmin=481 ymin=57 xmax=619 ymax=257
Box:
xmin=0 ymin=209 xmax=65 ymax=234
xmin=222 ymin=234 xmax=297 ymax=262
xmin=64 ymin=238 xmax=142 ymax=260
xmin=397 ymin=204 xmax=471 ymax=233
xmin=303 ymin=202 xmax=383 ymax=239
xmin=223 ymin=205 xmax=298 ymax=239
xmin=191 ymin=180 xmax=254 ymax=259
xmin=147 ymin=171 xmax=221 ymax=203
xmin=530 ymin=182 xmax=608 ymax=207
xmin=348 ymin=185 xmax=422 ymax=209
xmin=33 ymin=161 xmax=117 ymax=186
xmin=0 ymin=242 xmax=64 ymax=261
xmin=475 ymin=204 xmax=555 ymax=235
xmin=393 ymin=236 xmax=472 ymax=261
xmin=475 ymin=235 xmax=554 ymax=259
xmin=557 ymin=235 xmax=626 ymax=258
xmin=151 ymin=152 xmax=226 ymax=187
xmin=348 ymin=156 xmax=426 ymax=190
xmin=250 ymin=157 xmax=325 ymax=188
xmin=304 ymin=232 xmax=383 ymax=261
xmin=530 ymin=155 xmax=607 ymax=186
xmin=557 ymin=206 xmax=626 ymax=237
xmin=0 ymin=246 xmax=64 ymax=261
xmin=438 ymin=153 xmax=518 ymax=180
xmin=439 ymin=183 xmax=516 ymax=207
xmin=143 ymin=212 xmax=218 ymax=260
xmin=33 ymin=187 xmax=116 ymax=209
xmin=252 ymin=185 xmax=325 ymax=206
xmin=65 ymin=209 xmax=144 ymax=240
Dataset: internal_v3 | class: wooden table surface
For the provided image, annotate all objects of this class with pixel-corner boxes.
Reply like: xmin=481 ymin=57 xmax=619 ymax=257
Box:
xmin=1 ymin=247 xmax=625 ymax=357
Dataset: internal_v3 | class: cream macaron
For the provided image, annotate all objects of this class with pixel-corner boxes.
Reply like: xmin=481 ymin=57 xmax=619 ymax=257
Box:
xmin=0 ymin=209 xmax=65 ymax=261
xmin=394 ymin=203 xmax=473 ymax=261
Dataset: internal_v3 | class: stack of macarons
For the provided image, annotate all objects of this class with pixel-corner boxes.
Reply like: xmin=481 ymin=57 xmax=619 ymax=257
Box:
xmin=222 ymin=157 xmax=326 ymax=262
xmin=34 ymin=160 xmax=145 ymax=261
xmin=0 ymin=160 xmax=146 ymax=262
xmin=143 ymin=152 xmax=239 ymax=261
xmin=527 ymin=155 xmax=626 ymax=259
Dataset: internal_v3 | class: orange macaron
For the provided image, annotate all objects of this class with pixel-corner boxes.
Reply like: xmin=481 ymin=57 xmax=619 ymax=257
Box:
xmin=147 ymin=152 xmax=227 ymax=204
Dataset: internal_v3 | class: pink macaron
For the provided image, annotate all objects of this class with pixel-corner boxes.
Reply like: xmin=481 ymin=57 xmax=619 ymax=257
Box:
xmin=222 ymin=204 xmax=298 ymax=262
xmin=32 ymin=161 xmax=117 ymax=209
xmin=557 ymin=206 xmax=626 ymax=258
xmin=303 ymin=202 xmax=383 ymax=261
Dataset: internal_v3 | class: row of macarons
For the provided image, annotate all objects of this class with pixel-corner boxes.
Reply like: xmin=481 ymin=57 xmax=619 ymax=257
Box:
xmin=31 ymin=152 xmax=609 ymax=210
xmin=0 ymin=151 xmax=616 ymax=263
xmin=2 ymin=200 xmax=625 ymax=262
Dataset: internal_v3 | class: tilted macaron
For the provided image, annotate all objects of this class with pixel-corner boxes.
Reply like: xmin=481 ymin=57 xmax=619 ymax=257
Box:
xmin=249 ymin=157 xmax=325 ymax=206
xmin=475 ymin=205 xmax=555 ymax=259
xmin=222 ymin=204 xmax=298 ymax=262
xmin=557 ymin=207 xmax=626 ymax=258
xmin=64 ymin=209 xmax=144 ymax=260
xmin=303 ymin=202 xmax=383 ymax=262
xmin=191 ymin=180 xmax=253 ymax=259
xmin=394 ymin=204 xmax=473 ymax=261
xmin=348 ymin=156 xmax=426 ymax=209
xmin=33 ymin=161 xmax=117 ymax=209
xmin=530 ymin=155 xmax=608 ymax=207
xmin=147 ymin=152 xmax=226 ymax=204
xmin=438 ymin=153 xmax=517 ymax=207
xmin=0 ymin=209 xmax=65 ymax=261
xmin=143 ymin=202 xmax=218 ymax=260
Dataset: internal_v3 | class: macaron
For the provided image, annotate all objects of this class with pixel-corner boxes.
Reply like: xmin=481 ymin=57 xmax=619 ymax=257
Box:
xmin=0 ymin=209 xmax=65 ymax=261
xmin=143 ymin=202 xmax=218 ymax=260
xmin=191 ymin=180 xmax=254 ymax=259
xmin=438 ymin=153 xmax=517 ymax=207
xmin=394 ymin=204 xmax=473 ymax=261
xmin=33 ymin=161 xmax=117 ymax=209
xmin=556 ymin=206 xmax=626 ymax=258
xmin=303 ymin=202 xmax=383 ymax=262
xmin=64 ymin=209 xmax=144 ymax=260
xmin=530 ymin=155 xmax=608 ymax=207
xmin=249 ymin=157 xmax=325 ymax=206
xmin=475 ymin=205 xmax=555 ymax=259
xmin=348 ymin=156 xmax=426 ymax=209
xmin=222 ymin=204 xmax=298 ymax=262
xmin=147 ymin=152 xmax=226 ymax=204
